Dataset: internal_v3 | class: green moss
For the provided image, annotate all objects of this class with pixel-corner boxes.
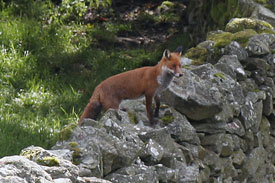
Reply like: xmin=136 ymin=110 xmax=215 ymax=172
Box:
xmin=71 ymin=147 xmax=82 ymax=165
xmin=225 ymin=18 xmax=273 ymax=33
xmin=184 ymin=46 xmax=208 ymax=65
xmin=161 ymin=1 xmax=175 ymax=7
xmin=254 ymin=0 xmax=267 ymax=4
xmin=232 ymin=29 xmax=257 ymax=47
xmin=260 ymin=29 xmax=275 ymax=34
xmin=207 ymin=31 xmax=233 ymax=51
xmin=161 ymin=115 xmax=174 ymax=125
xmin=69 ymin=141 xmax=78 ymax=148
xmin=208 ymin=29 xmax=257 ymax=50
xmin=128 ymin=112 xmax=138 ymax=124
xmin=207 ymin=31 xmax=233 ymax=43
xmin=59 ymin=123 xmax=77 ymax=141
xmin=161 ymin=110 xmax=175 ymax=125
xmin=214 ymin=72 xmax=226 ymax=80
xmin=37 ymin=156 xmax=60 ymax=167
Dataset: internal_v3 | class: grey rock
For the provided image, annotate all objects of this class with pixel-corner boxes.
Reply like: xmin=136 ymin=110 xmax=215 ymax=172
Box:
xmin=224 ymin=41 xmax=248 ymax=61
xmin=162 ymin=64 xmax=244 ymax=122
xmin=154 ymin=164 xmax=179 ymax=183
xmin=232 ymin=150 xmax=246 ymax=168
xmin=20 ymin=146 xmax=79 ymax=182
xmin=197 ymin=40 xmax=216 ymax=64
xmin=259 ymin=116 xmax=271 ymax=148
xmin=238 ymin=0 xmax=275 ymax=27
xmin=53 ymin=178 xmax=72 ymax=183
xmin=0 ymin=177 xmax=28 ymax=183
xmin=53 ymin=110 xmax=145 ymax=177
xmin=0 ymin=156 xmax=53 ymax=182
xmin=243 ymin=57 xmax=270 ymax=71
xmin=119 ymin=98 xmax=148 ymax=123
xmin=221 ymin=158 xmax=238 ymax=179
xmin=246 ymin=34 xmax=275 ymax=56
xmin=241 ymin=146 xmax=267 ymax=181
xmin=77 ymin=177 xmax=112 ymax=183
xmin=166 ymin=109 xmax=200 ymax=144
xmin=177 ymin=162 xmax=200 ymax=183
xmin=215 ymin=55 xmax=246 ymax=80
xmin=138 ymin=127 xmax=177 ymax=154
xmin=105 ymin=164 xmax=158 ymax=183
xmin=142 ymin=139 xmax=164 ymax=165
xmin=263 ymin=91 xmax=273 ymax=116
xmin=200 ymin=133 xmax=235 ymax=157
xmin=240 ymin=96 xmax=263 ymax=132
xmin=181 ymin=57 xmax=193 ymax=66
xmin=193 ymin=119 xmax=245 ymax=137
xmin=198 ymin=147 xmax=223 ymax=175
xmin=255 ymin=4 xmax=275 ymax=27
xmin=161 ymin=65 xmax=222 ymax=121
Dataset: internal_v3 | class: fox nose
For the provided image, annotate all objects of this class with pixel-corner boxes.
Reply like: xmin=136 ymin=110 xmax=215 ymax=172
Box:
xmin=175 ymin=72 xmax=183 ymax=77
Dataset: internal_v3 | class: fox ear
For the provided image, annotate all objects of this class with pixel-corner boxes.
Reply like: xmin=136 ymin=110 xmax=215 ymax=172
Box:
xmin=174 ymin=46 xmax=182 ymax=56
xmin=163 ymin=49 xmax=171 ymax=59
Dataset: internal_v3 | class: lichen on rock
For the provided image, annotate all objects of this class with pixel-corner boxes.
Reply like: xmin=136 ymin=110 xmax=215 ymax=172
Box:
xmin=225 ymin=17 xmax=273 ymax=33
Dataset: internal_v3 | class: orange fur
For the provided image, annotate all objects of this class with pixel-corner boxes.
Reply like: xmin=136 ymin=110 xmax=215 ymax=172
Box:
xmin=79 ymin=47 xmax=183 ymax=125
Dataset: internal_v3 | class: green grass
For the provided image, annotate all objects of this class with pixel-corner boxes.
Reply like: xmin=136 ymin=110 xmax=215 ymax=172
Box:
xmin=0 ymin=0 xmax=189 ymax=157
xmin=0 ymin=3 xmax=133 ymax=157
xmin=0 ymin=1 xmax=89 ymax=156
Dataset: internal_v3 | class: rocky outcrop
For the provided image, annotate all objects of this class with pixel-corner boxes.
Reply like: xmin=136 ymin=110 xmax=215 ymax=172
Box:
xmin=1 ymin=18 xmax=275 ymax=182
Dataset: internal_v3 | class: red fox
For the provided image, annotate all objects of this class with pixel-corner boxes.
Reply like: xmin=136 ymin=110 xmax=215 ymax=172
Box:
xmin=79 ymin=46 xmax=183 ymax=125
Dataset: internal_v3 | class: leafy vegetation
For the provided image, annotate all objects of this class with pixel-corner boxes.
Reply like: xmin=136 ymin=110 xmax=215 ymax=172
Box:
xmin=0 ymin=0 xmax=189 ymax=157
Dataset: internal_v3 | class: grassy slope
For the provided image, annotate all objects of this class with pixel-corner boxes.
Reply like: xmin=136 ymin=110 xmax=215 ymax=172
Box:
xmin=0 ymin=0 xmax=189 ymax=157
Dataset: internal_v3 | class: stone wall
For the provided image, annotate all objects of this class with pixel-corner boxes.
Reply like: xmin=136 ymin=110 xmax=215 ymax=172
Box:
xmin=1 ymin=17 xmax=275 ymax=183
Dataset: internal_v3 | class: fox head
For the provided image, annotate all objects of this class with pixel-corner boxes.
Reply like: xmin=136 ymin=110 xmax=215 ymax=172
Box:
xmin=161 ymin=46 xmax=183 ymax=77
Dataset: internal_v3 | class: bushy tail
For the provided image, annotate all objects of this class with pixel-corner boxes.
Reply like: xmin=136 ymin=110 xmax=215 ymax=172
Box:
xmin=78 ymin=92 xmax=102 ymax=125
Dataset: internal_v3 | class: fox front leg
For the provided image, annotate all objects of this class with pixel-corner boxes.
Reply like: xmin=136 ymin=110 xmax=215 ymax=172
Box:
xmin=145 ymin=94 xmax=160 ymax=125
xmin=154 ymin=95 xmax=160 ymax=117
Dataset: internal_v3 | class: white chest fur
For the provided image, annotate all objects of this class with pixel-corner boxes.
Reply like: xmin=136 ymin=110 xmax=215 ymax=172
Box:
xmin=155 ymin=66 xmax=174 ymax=96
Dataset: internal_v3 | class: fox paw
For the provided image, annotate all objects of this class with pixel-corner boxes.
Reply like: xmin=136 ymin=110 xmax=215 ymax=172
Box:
xmin=150 ymin=117 xmax=161 ymax=126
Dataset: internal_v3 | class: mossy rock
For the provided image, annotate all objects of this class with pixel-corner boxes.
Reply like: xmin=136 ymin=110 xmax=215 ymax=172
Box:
xmin=160 ymin=1 xmax=175 ymax=8
xmin=253 ymin=0 xmax=268 ymax=4
xmin=68 ymin=141 xmax=82 ymax=165
xmin=225 ymin=18 xmax=273 ymax=33
xmin=184 ymin=46 xmax=208 ymax=65
xmin=214 ymin=72 xmax=226 ymax=80
xmin=69 ymin=141 xmax=78 ymax=148
xmin=59 ymin=123 xmax=77 ymax=141
xmin=231 ymin=29 xmax=257 ymax=47
xmin=161 ymin=115 xmax=174 ymax=125
xmin=161 ymin=110 xmax=175 ymax=125
xmin=207 ymin=31 xmax=233 ymax=49
xmin=37 ymin=156 xmax=60 ymax=167
xmin=207 ymin=29 xmax=257 ymax=50
xmin=128 ymin=111 xmax=138 ymax=124
xmin=20 ymin=148 xmax=42 ymax=160
xmin=71 ymin=147 xmax=82 ymax=165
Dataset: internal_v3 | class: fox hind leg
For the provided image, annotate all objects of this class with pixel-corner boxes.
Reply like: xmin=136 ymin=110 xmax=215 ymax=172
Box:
xmin=78 ymin=101 xmax=102 ymax=125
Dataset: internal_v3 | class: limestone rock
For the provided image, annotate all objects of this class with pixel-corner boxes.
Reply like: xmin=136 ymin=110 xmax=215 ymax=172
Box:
xmin=105 ymin=164 xmax=158 ymax=183
xmin=0 ymin=156 xmax=53 ymax=183
xmin=246 ymin=33 xmax=275 ymax=56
